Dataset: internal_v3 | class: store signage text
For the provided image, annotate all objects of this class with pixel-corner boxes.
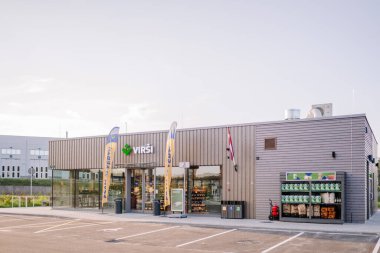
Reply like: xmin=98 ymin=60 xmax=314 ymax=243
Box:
xmin=122 ymin=143 xmax=154 ymax=156
xmin=286 ymin=172 xmax=336 ymax=181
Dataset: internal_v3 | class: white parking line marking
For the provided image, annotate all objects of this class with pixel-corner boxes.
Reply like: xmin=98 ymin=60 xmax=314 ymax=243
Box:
xmin=373 ymin=237 xmax=380 ymax=253
xmin=176 ymin=229 xmax=237 ymax=248
xmin=34 ymin=219 xmax=79 ymax=234
xmin=115 ymin=226 xmax=180 ymax=241
xmin=35 ymin=222 xmax=112 ymax=232
xmin=0 ymin=220 xmax=72 ymax=230
xmin=97 ymin=228 xmax=123 ymax=232
xmin=261 ymin=232 xmax=304 ymax=253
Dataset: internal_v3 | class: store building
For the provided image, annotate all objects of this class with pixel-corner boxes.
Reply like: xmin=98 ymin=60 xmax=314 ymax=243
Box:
xmin=49 ymin=113 xmax=378 ymax=223
xmin=0 ymin=135 xmax=54 ymax=179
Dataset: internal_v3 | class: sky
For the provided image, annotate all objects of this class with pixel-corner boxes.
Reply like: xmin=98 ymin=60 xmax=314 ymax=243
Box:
xmin=0 ymin=1 xmax=379 ymax=141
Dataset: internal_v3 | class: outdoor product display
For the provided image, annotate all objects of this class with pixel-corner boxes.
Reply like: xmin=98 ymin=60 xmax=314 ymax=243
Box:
xmin=280 ymin=172 xmax=345 ymax=224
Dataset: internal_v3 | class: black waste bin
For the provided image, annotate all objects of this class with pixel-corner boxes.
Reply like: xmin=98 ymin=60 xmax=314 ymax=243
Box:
xmin=153 ymin=200 xmax=161 ymax=216
xmin=227 ymin=201 xmax=235 ymax=219
xmin=234 ymin=201 xmax=245 ymax=219
xmin=115 ymin=198 xmax=122 ymax=214
xmin=221 ymin=201 xmax=228 ymax=218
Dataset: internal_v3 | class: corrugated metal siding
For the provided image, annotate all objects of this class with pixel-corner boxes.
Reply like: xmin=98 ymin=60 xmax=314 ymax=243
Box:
xmin=49 ymin=126 xmax=257 ymax=218
xmin=364 ymin=119 xmax=378 ymax=217
xmin=48 ymin=115 xmax=375 ymax=221
xmin=255 ymin=116 xmax=367 ymax=223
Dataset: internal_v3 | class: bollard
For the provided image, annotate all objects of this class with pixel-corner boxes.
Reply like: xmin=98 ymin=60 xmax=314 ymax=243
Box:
xmin=26 ymin=196 xmax=28 ymax=208
xmin=11 ymin=196 xmax=13 ymax=208
xmin=33 ymin=196 xmax=35 ymax=207
xmin=18 ymin=196 xmax=21 ymax=208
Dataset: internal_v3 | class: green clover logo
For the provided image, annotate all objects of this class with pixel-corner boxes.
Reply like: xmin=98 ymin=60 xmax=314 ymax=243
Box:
xmin=122 ymin=144 xmax=133 ymax=156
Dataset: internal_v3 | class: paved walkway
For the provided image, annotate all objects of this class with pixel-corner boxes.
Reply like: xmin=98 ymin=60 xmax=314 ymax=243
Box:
xmin=1 ymin=207 xmax=379 ymax=235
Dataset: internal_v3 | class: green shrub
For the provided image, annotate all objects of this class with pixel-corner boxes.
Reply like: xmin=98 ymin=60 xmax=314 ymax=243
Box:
xmin=0 ymin=178 xmax=51 ymax=187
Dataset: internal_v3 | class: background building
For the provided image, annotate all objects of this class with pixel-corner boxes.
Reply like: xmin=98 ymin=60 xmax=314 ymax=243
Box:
xmin=0 ymin=135 xmax=54 ymax=180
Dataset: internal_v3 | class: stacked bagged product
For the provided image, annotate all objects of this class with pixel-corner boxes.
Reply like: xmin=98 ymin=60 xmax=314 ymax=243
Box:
xmin=313 ymin=205 xmax=321 ymax=218
xmin=282 ymin=204 xmax=291 ymax=217
xmin=311 ymin=183 xmax=341 ymax=191
xmin=282 ymin=183 xmax=309 ymax=191
xmin=321 ymin=207 xmax=336 ymax=219
xmin=298 ymin=204 xmax=307 ymax=218
xmin=290 ymin=204 xmax=299 ymax=217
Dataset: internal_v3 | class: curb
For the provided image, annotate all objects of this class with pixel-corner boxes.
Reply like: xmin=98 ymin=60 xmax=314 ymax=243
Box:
xmin=1 ymin=210 xmax=379 ymax=236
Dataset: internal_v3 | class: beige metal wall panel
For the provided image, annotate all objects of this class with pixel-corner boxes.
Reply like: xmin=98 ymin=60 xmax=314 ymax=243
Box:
xmin=49 ymin=125 xmax=257 ymax=218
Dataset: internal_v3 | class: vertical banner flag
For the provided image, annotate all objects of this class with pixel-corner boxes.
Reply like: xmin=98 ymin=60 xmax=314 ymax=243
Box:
xmin=102 ymin=127 xmax=120 ymax=207
xmin=164 ymin=121 xmax=177 ymax=208
xmin=227 ymin=127 xmax=238 ymax=172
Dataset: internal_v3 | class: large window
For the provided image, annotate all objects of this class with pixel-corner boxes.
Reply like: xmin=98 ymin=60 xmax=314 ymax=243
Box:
xmin=52 ymin=170 xmax=75 ymax=207
xmin=189 ymin=166 xmax=222 ymax=214
xmin=155 ymin=167 xmax=184 ymax=211
xmin=1 ymin=149 xmax=21 ymax=155
xmin=154 ymin=166 xmax=222 ymax=213
xmin=76 ymin=170 xmax=101 ymax=208
xmin=30 ymin=150 xmax=48 ymax=156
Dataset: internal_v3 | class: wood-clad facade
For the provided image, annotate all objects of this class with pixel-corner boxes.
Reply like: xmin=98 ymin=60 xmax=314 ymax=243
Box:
xmin=49 ymin=114 xmax=378 ymax=222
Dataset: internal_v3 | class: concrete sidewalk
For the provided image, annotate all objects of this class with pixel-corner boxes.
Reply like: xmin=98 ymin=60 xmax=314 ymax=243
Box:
xmin=1 ymin=207 xmax=379 ymax=235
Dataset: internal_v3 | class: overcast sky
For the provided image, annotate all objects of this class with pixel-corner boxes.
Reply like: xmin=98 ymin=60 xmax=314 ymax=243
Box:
xmin=0 ymin=1 xmax=379 ymax=142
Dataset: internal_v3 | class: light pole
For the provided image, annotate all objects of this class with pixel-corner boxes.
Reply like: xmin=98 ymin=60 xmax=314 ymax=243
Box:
xmin=28 ymin=166 xmax=35 ymax=196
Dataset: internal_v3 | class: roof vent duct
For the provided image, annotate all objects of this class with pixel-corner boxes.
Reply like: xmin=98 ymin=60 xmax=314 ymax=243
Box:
xmin=307 ymin=103 xmax=333 ymax=119
xmin=285 ymin=109 xmax=300 ymax=120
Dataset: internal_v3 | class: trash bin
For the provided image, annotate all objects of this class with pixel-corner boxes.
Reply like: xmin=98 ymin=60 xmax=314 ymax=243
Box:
xmin=153 ymin=200 xmax=161 ymax=216
xmin=115 ymin=198 xmax=122 ymax=214
xmin=227 ymin=201 xmax=235 ymax=219
xmin=234 ymin=201 xmax=245 ymax=219
xmin=221 ymin=201 xmax=228 ymax=218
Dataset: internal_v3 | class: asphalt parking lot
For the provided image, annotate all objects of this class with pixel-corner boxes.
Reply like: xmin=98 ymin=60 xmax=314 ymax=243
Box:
xmin=0 ymin=214 xmax=379 ymax=253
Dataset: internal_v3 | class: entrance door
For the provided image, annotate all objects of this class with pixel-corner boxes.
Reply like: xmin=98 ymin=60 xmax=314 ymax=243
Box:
xmin=369 ymin=173 xmax=374 ymax=216
xmin=144 ymin=169 xmax=154 ymax=211
xmin=131 ymin=170 xmax=142 ymax=211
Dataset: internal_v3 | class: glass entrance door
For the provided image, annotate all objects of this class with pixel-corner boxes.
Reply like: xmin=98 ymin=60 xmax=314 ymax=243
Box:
xmin=144 ymin=169 xmax=154 ymax=211
xmin=131 ymin=170 xmax=142 ymax=211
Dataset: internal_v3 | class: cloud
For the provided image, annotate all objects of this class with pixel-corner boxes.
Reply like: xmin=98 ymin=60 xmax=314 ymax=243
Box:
xmin=25 ymin=84 xmax=47 ymax=94
xmin=65 ymin=110 xmax=81 ymax=119
xmin=120 ymin=103 xmax=156 ymax=122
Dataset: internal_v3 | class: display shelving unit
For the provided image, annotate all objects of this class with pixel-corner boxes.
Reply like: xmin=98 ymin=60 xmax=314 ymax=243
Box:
xmin=191 ymin=188 xmax=207 ymax=213
xmin=280 ymin=171 xmax=345 ymax=224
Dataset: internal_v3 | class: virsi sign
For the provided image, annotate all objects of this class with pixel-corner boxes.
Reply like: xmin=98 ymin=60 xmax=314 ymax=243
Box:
xmin=122 ymin=144 xmax=154 ymax=156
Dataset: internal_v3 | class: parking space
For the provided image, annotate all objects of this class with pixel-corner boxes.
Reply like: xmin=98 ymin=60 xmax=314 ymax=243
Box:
xmin=267 ymin=232 xmax=380 ymax=253
xmin=0 ymin=214 xmax=379 ymax=253
xmin=178 ymin=229 xmax=298 ymax=252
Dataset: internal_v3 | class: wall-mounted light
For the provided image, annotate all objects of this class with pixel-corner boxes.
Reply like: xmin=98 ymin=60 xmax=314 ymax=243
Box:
xmin=332 ymin=152 xmax=336 ymax=158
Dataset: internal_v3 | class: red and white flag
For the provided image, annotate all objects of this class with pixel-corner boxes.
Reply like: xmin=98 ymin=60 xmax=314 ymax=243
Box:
xmin=227 ymin=127 xmax=238 ymax=171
